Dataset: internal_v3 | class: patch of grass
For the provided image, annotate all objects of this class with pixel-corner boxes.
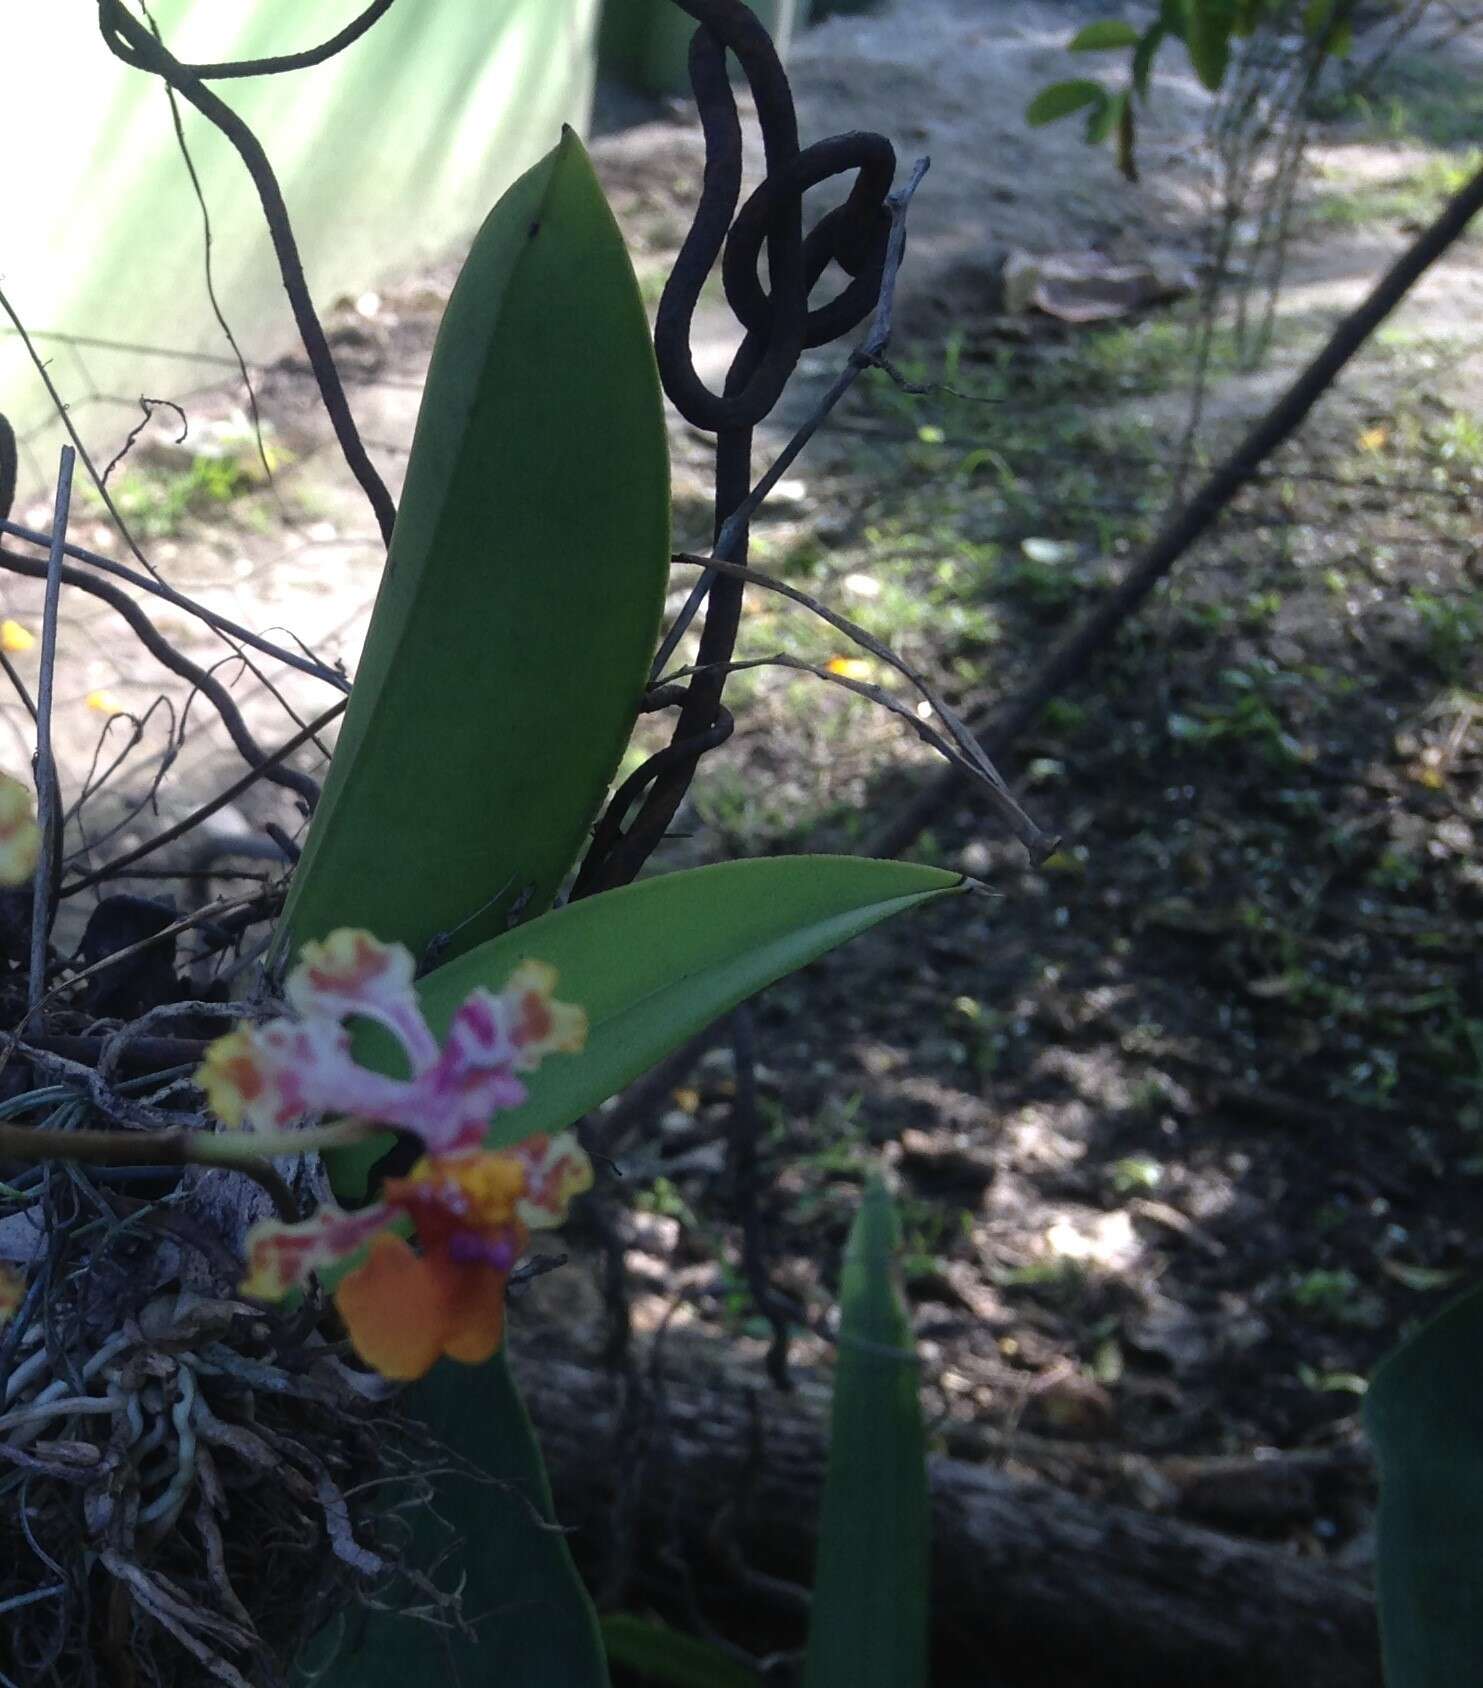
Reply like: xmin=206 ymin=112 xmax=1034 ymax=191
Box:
xmin=997 ymin=1257 xmax=1088 ymax=1303
xmin=1310 ymin=150 xmax=1483 ymax=230
xmin=1313 ymin=53 xmax=1483 ymax=151
xmin=1408 ymin=587 xmax=1483 ymax=681
xmin=1286 ymin=1266 xmax=1380 ymax=1326
xmin=104 ymin=453 xmax=253 ymax=540
xmin=1167 ymin=663 xmax=1312 ymax=768
xmin=92 ymin=418 xmax=282 ymax=540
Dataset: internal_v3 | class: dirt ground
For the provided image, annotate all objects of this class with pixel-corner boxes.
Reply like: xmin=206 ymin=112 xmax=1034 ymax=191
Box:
xmin=4 ymin=0 xmax=1483 ymax=1665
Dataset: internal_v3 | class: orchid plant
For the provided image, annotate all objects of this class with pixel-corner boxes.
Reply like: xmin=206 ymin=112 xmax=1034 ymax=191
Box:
xmin=0 ymin=115 xmax=970 ymax=1685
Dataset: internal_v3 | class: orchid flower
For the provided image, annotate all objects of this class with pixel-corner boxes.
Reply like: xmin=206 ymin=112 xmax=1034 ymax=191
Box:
xmin=196 ymin=929 xmax=591 ymax=1380
xmin=0 ymin=771 xmax=40 ymax=886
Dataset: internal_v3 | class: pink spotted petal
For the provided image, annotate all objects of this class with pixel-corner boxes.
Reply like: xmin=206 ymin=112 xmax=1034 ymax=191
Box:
xmin=286 ymin=929 xmax=438 ymax=1070
xmin=248 ymin=1019 xmax=436 ymax=1136
xmin=240 ymin=1202 xmax=393 ymax=1301
xmin=408 ymin=990 xmax=527 ymax=1153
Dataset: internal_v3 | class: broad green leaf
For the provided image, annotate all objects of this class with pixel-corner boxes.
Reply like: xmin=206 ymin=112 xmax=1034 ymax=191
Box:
xmin=1131 ymin=23 xmax=1166 ymax=99
xmin=334 ymin=857 xmax=967 ymax=1198
xmin=1367 ymin=1287 xmax=1483 ymax=1687
xmin=1301 ymin=0 xmax=1333 ymax=37
xmin=308 ymin=1354 xmax=609 ymax=1686
xmin=601 ymin=1614 xmax=760 ymax=1686
xmin=803 ymin=1176 xmax=929 ymax=1688
xmin=1184 ymin=0 xmax=1234 ymax=88
xmin=275 ymin=126 xmax=669 ymax=972
xmin=1086 ymin=88 xmax=1127 ymax=147
xmin=1025 ymin=79 xmax=1107 ymax=127
xmin=1069 ymin=19 xmax=1141 ymax=50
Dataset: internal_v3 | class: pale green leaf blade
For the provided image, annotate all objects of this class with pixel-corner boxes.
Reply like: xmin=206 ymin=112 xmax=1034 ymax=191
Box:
xmin=437 ymin=857 xmax=965 ymax=1150
xmin=277 ymin=126 xmax=669 ymax=970
xmin=803 ymin=1176 xmax=929 ymax=1688
xmin=334 ymin=857 xmax=967 ymax=1195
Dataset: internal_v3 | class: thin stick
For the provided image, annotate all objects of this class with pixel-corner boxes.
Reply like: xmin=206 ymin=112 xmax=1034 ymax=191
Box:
xmin=150 ymin=0 xmax=399 ymax=81
xmin=2 ymin=891 xmax=269 ymax=1093
xmin=98 ymin=2 xmax=397 ymax=546
xmin=0 ymin=1116 xmax=372 ymax=1170
xmin=28 ymin=448 xmax=74 ymax=1011
xmin=61 ymin=698 xmax=345 ymax=895
xmin=0 ymin=1113 xmax=369 ymax=1223
xmin=0 ymin=519 xmax=348 ymax=691
xmin=670 ymin=553 xmax=1051 ymax=858
xmin=0 ymin=282 xmax=168 ymax=583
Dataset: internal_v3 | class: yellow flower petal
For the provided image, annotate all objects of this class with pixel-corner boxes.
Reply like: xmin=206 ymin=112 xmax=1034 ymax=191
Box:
xmin=506 ymin=959 xmax=587 ymax=1063
xmin=392 ymin=1150 xmax=526 ymax=1228
xmin=826 ymin=656 xmax=872 ymax=680
xmin=0 ymin=771 xmax=40 ymax=887
xmin=1 ymin=619 xmax=34 ymax=653
xmin=194 ymin=1029 xmax=266 ymax=1129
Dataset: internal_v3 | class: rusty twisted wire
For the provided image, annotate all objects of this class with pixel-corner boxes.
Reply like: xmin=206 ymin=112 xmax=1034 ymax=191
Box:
xmin=572 ymin=0 xmax=897 ymax=895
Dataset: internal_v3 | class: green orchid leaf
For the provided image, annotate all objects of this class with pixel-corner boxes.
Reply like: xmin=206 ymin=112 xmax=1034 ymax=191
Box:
xmin=276 ymin=125 xmax=668 ymax=973
xmin=804 ymin=1175 xmax=929 ymax=1688
xmin=1367 ymin=1287 xmax=1483 ymax=1686
xmin=334 ymin=857 xmax=968 ymax=1197
xmin=308 ymin=1354 xmax=609 ymax=1686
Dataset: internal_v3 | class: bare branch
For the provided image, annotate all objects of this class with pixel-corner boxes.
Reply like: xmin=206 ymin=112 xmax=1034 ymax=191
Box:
xmin=28 ymin=449 xmax=75 ymax=1010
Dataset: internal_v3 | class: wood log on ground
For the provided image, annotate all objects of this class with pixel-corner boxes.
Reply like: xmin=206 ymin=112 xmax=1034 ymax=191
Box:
xmin=510 ymin=1341 xmax=1380 ymax=1688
